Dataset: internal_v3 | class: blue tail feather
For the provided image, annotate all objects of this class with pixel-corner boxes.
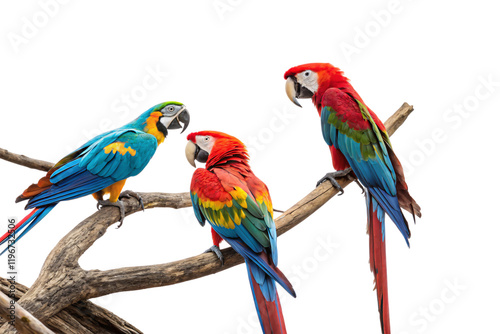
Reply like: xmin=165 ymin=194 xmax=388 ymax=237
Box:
xmin=27 ymin=170 xmax=113 ymax=209
xmin=0 ymin=205 xmax=56 ymax=255
xmin=225 ymin=237 xmax=296 ymax=297
xmin=368 ymin=187 xmax=410 ymax=246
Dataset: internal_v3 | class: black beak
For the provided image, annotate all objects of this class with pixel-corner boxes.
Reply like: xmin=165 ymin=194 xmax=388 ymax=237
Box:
xmin=194 ymin=145 xmax=209 ymax=163
xmin=167 ymin=109 xmax=190 ymax=133
xmin=186 ymin=140 xmax=209 ymax=168
xmin=291 ymin=76 xmax=314 ymax=99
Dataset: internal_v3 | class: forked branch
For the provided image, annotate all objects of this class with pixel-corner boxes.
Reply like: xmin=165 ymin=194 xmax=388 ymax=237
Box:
xmin=0 ymin=103 xmax=414 ymax=333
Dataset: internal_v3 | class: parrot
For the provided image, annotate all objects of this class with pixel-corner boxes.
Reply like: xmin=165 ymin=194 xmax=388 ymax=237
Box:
xmin=185 ymin=131 xmax=296 ymax=334
xmin=0 ymin=101 xmax=190 ymax=255
xmin=284 ymin=63 xmax=421 ymax=334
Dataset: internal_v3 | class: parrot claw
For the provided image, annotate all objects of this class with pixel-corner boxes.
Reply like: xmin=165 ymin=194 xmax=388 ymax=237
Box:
xmin=316 ymin=168 xmax=354 ymax=195
xmin=97 ymin=199 xmax=126 ymax=227
xmin=204 ymin=245 xmax=224 ymax=265
xmin=351 ymin=178 xmax=365 ymax=194
xmin=119 ymin=190 xmax=145 ymax=211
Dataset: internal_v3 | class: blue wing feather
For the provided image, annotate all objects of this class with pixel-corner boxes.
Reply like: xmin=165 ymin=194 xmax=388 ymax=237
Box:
xmin=209 ymin=219 xmax=261 ymax=252
xmin=26 ymin=129 xmax=157 ymax=209
xmin=321 ymin=89 xmax=410 ymax=243
xmin=225 ymin=237 xmax=294 ymax=297
xmin=190 ymin=193 xmax=206 ymax=226
xmin=321 ymin=106 xmax=334 ymax=146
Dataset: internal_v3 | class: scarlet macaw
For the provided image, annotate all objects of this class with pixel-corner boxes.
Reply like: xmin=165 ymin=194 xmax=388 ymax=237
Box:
xmin=284 ymin=63 xmax=421 ymax=334
xmin=185 ymin=131 xmax=295 ymax=334
xmin=0 ymin=102 xmax=190 ymax=254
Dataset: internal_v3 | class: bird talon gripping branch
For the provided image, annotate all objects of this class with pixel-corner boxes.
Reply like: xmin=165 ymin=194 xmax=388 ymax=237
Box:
xmin=203 ymin=245 xmax=224 ymax=265
xmin=119 ymin=190 xmax=145 ymax=211
xmin=316 ymin=171 xmax=349 ymax=194
xmin=97 ymin=199 xmax=126 ymax=227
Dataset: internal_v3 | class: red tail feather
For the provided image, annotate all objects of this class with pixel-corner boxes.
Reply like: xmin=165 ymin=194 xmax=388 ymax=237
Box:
xmin=368 ymin=199 xmax=391 ymax=334
xmin=0 ymin=209 xmax=38 ymax=244
xmin=249 ymin=268 xmax=287 ymax=334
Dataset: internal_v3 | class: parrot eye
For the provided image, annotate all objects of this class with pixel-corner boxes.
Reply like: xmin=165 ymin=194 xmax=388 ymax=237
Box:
xmin=204 ymin=136 xmax=210 ymax=141
xmin=167 ymin=106 xmax=175 ymax=112
xmin=304 ymin=70 xmax=311 ymax=77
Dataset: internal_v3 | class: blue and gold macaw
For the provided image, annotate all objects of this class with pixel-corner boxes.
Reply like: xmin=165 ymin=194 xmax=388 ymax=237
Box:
xmin=0 ymin=102 xmax=189 ymax=254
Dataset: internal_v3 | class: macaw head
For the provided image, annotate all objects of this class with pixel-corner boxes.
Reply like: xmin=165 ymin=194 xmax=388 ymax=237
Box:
xmin=138 ymin=101 xmax=190 ymax=144
xmin=185 ymin=131 xmax=249 ymax=168
xmin=284 ymin=63 xmax=347 ymax=107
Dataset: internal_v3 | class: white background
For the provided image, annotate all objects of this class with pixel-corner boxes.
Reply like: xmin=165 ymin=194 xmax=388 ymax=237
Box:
xmin=1 ymin=1 xmax=499 ymax=333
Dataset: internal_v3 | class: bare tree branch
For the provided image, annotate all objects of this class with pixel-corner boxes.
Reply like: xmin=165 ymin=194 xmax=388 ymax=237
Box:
xmin=0 ymin=290 xmax=53 ymax=334
xmin=385 ymin=102 xmax=414 ymax=136
xmin=0 ymin=278 xmax=142 ymax=334
xmin=0 ymin=148 xmax=52 ymax=172
xmin=0 ymin=103 xmax=414 ymax=333
xmin=83 ymin=173 xmax=356 ymax=299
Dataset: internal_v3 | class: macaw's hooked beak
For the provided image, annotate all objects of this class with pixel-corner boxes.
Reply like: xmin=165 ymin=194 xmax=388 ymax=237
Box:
xmin=168 ymin=107 xmax=190 ymax=133
xmin=185 ymin=140 xmax=209 ymax=167
xmin=285 ymin=76 xmax=314 ymax=108
xmin=286 ymin=77 xmax=302 ymax=107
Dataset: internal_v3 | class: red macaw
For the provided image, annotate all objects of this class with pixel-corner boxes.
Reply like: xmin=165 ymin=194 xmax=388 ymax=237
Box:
xmin=185 ymin=131 xmax=296 ymax=334
xmin=284 ymin=63 xmax=421 ymax=334
xmin=0 ymin=102 xmax=190 ymax=254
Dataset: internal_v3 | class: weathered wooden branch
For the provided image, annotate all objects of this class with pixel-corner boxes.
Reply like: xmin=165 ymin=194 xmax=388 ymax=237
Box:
xmin=0 ymin=148 xmax=53 ymax=172
xmin=0 ymin=290 xmax=53 ymax=334
xmin=0 ymin=278 xmax=142 ymax=334
xmin=384 ymin=102 xmax=414 ymax=137
xmin=0 ymin=103 xmax=414 ymax=333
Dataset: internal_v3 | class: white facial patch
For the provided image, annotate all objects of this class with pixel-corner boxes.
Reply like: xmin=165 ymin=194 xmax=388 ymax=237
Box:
xmin=195 ymin=135 xmax=215 ymax=154
xmin=160 ymin=115 xmax=174 ymax=128
xmin=296 ymin=70 xmax=319 ymax=94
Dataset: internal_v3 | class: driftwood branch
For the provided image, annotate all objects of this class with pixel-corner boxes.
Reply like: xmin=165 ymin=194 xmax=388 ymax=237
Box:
xmin=0 ymin=148 xmax=53 ymax=172
xmin=385 ymin=102 xmax=414 ymax=137
xmin=0 ymin=103 xmax=414 ymax=333
xmin=0 ymin=278 xmax=142 ymax=334
xmin=0 ymin=290 xmax=53 ymax=334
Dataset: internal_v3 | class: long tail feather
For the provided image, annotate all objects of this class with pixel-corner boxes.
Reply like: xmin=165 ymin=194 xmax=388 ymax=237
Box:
xmin=226 ymin=238 xmax=296 ymax=298
xmin=0 ymin=205 xmax=56 ymax=255
xmin=386 ymin=145 xmax=421 ymax=220
xmin=247 ymin=263 xmax=287 ymax=334
xmin=367 ymin=193 xmax=391 ymax=334
xmin=0 ymin=209 xmax=38 ymax=245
